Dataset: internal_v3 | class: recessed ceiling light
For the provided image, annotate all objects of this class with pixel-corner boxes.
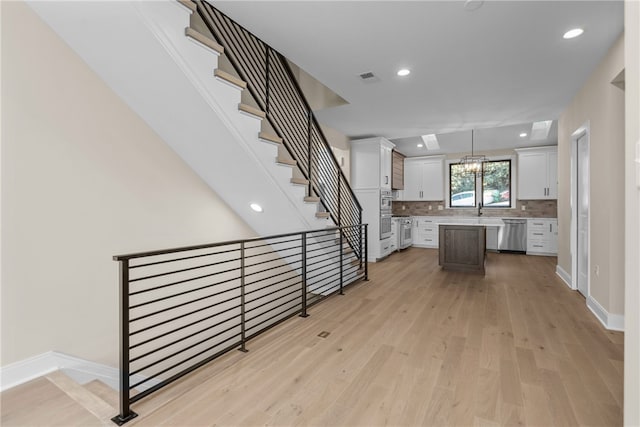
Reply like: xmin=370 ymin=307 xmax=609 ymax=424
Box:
xmin=417 ymin=143 xmax=424 ymax=148
xmin=250 ymin=203 xmax=263 ymax=213
xmin=397 ymin=68 xmax=410 ymax=77
xmin=563 ymin=28 xmax=584 ymax=39
xmin=519 ymin=132 xmax=528 ymax=138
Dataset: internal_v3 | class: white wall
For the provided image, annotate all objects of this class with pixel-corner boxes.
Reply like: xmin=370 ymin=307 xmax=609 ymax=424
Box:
xmin=557 ymin=34 xmax=625 ymax=318
xmin=624 ymin=1 xmax=640 ymax=425
xmin=1 ymin=1 xmax=255 ymax=367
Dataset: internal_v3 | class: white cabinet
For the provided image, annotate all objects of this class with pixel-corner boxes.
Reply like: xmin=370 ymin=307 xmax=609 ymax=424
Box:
xmin=380 ymin=143 xmax=393 ymax=190
xmin=401 ymin=156 xmax=445 ymax=201
xmin=412 ymin=217 xmax=442 ymax=248
xmin=380 ymin=238 xmax=392 ymax=258
xmin=516 ymin=147 xmax=558 ymax=200
xmin=350 ymin=137 xmax=396 ymax=190
xmin=390 ymin=218 xmax=399 ymax=252
xmin=527 ymin=218 xmax=558 ymax=255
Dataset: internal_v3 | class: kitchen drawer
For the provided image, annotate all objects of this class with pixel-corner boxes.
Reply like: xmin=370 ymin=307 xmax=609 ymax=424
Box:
xmin=528 ymin=229 xmax=547 ymax=239
xmin=380 ymin=238 xmax=392 ymax=258
xmin=414 ymin=234 xmax=438 ymax=248
xmin=420 ymin=225 xmax=438 ymax=234
xmin=527 ymin=239 xmax=556 ymax=255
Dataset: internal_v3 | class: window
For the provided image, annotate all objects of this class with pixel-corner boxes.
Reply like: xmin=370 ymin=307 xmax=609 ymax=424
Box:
xmin=450 ymin=163 xmax=476 ymax=207
xmin=482 ymin=160 xmax=511 ymax=207
xmin=449 ymin=160 xmax=512 ymax=208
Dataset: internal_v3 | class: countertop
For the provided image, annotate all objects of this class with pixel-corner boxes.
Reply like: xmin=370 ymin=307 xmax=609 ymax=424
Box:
xmin=436 ymin=218 xmax=505 ymax=227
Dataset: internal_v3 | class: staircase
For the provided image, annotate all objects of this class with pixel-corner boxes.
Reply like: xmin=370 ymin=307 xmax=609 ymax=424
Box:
xmin=26 ymin=0 xmax=361 ymax=243
xmin=24 ymin=1 xmax=367 ymax=423
xmin=1 ymin=372 xmax=118 ymax=426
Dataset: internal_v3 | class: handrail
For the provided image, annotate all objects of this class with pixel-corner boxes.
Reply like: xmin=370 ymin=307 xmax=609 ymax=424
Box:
xmin=195 ymin=2 xmax=362 ymax=235
xmin=111 ymin=224 xmax=368 ymax=425
xmin=114 ymin=225 xmax=353 ymax=261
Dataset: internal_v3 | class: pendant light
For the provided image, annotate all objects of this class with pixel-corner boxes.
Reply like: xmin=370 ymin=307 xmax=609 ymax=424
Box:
xmin=459 ymin=129 xmax=487 ymax=174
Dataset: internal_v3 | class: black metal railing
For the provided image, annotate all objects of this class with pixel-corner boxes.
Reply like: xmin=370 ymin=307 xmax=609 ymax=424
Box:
xmin=111 ymin=224 xmax=367 ymax=425
xmin=196 ymin=2 xmax=363 ymax=249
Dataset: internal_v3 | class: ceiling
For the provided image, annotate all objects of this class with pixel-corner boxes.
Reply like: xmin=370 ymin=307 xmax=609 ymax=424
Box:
xmin=214 ymin=1 xmax=624 ymax=156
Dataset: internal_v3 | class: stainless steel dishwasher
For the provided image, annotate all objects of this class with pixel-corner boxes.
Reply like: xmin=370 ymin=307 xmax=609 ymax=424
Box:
xmin=499 ymin=219 xmax=527 ymax=253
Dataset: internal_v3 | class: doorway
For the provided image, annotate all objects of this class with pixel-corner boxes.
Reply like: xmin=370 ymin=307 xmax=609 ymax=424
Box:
xmin=571 ymin=126 xmax=590 ymax=297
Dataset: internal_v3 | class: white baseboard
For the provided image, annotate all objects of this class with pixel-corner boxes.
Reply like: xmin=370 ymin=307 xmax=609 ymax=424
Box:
xmin=0 ymin=351 xmax=161 ymax=392
xmin=587 ymin=296 xmax=625 ymax=332
xmin=555 ymin=264 xmax=573 ymax=289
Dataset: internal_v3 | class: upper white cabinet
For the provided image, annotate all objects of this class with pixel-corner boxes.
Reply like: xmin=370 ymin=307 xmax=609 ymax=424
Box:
xmin=401 ymin=156 xmax=445 ymax=201
xmin=350 ymin=137 xmax=395 ymax=190
xmin=515 ymin=146 xmax=558 ymax=200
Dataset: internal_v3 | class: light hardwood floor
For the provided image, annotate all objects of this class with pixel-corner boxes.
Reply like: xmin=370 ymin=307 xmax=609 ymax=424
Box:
xmin=2 ymin=248 xmax=624 ymax=426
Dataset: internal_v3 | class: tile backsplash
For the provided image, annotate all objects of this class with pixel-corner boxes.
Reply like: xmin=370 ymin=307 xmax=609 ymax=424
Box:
xmin=392 ymin=199 xmax=557 ymax=218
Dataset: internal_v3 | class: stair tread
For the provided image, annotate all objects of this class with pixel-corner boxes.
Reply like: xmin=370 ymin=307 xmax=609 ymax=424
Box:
xmin=276 ymin=157 xmax=296 ymax=166
xmin=46 ymin=371 xmax=115 ymax=423
xmin=83 ymin=379 xmax=119 ymax=410
xmin=185 ymin=27 xmax=224 ymax=55
xmin=290 ymin=178 xmax=309 ymax=185
xmin=304 ymin=196 xmax=320 ymax=203
xmin=258 ymin=132 xmax=283 ymax=144
xmin=238 ymin=103 xmax=266 ymax=119
xmin=177 ymin=0 xmax=197 ymax=12
xmin=214 ymin=69 xmax=247 ymax=89
xmin=316 ymin=212 xmax=331 ymax=218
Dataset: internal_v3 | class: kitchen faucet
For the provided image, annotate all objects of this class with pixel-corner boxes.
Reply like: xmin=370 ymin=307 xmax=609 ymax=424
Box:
xmin=478 ymin=202 xmax=483 ymax=217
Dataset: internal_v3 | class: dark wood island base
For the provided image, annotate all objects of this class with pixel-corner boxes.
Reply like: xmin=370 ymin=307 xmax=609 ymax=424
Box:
xmin=438 ymin=224 xmax=486 ymax=274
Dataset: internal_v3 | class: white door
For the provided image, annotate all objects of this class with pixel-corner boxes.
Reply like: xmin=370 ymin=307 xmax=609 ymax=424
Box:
xmin=577 ymin=134 xmax=589 ymax=296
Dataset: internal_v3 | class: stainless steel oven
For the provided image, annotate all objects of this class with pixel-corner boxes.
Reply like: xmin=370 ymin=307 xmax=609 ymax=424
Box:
xmin=380 ymin=213 xmax=392 ymax=240
xmin=380 ymin=190 xmax=393 ymax=212
xmin=399 ymin=217 xmax=413 ymax=249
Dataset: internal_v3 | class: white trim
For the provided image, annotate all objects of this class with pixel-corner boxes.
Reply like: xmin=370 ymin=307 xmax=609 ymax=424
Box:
xmin=570 ymin=123 xmax=591 ymax=296
xmin=0 ymin=351 xmax=161 ymax=392
xmin=587 ymin=296 xmax=625 ymax=332
xmin=555 ymin=264 xmax=574 ymax=289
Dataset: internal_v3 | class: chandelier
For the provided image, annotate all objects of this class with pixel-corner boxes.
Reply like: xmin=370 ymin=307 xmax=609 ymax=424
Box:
xmin=459 ymin=129 xmax=487 ymax=174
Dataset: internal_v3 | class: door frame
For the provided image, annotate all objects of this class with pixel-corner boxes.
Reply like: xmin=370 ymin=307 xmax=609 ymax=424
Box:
xmin=570 ymin=122 xmax=590 ymax=295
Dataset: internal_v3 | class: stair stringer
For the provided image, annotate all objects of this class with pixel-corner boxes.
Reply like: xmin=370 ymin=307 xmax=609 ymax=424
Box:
xmin=26 ymin=0 xmax=332 ymax=238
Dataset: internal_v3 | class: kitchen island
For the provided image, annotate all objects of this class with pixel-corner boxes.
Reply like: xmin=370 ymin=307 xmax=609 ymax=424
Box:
xmin=438 ymin=224 xmax=486 ymax=274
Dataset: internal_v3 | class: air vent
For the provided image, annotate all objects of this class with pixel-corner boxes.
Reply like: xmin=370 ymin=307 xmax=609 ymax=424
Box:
xmin=359 ymin=71 xmax=380 ymax=83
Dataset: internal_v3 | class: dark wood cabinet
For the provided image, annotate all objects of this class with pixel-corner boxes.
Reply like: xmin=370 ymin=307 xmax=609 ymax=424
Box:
xmin=392 ymin=150 xmax=405 ymax=190
xmin=438 ymin=225 xmax=486 ymax=274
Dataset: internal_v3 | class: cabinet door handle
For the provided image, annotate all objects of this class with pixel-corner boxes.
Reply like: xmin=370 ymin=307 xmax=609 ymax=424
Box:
xmin=550 ymin=223 xmax=552 ymax=232
xmin=385 ymin=176 xmax=389 ymax=185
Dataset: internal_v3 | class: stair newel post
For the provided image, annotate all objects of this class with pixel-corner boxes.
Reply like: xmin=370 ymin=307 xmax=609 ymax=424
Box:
xmin=264 ymin=45 xmax=270 ymax=117
xmin=359 ymin=210 xmax=363 ymax=269
xmin=111 ymin=258 xmax=138 ymax=425
xmin=339 ymin=226 xmax=344 ymax=295
xmin=306 ymin=110 xmax=312 ymax=199
xmin=364 ymin=224 xmax=369 ymax=281
xmin=300 ymin=232 xmax=309 ymax=317
xmin=239 ymin=242 xmax=248 ymax=352
xmin=337 ymin=171 xmax=342 ymax=227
